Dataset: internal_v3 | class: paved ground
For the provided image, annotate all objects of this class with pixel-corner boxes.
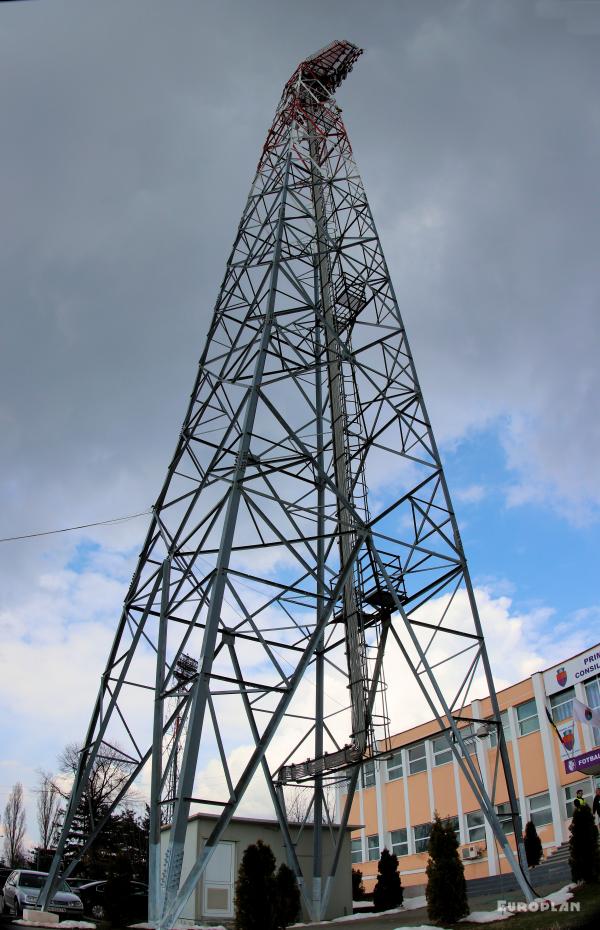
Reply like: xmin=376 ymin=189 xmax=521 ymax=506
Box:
xmin=0 ymin=917 xmax=25 ymax=930
xmin=293 ymin=877 xmax=573 ymax=930
xmin=0 ymin=879 xmax=580 ymax=930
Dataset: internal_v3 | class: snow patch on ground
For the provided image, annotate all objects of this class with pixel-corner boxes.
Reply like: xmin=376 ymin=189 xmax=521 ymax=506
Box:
xmin=391 ymin=926 xmax=439 ymax=930
xmin=403 ymin=895 xmax=427 ymax=911
xmin=456 ymin=882 xmax=577 ymax=924
xmin=459 ymin=910 xmax=513 ymax=923
xmin=293 ymin=897 xmax=425 ymax=926
xmin=544 ymin=883 xmax=576 ymax=906
xmin=295 ymin=884 xmax=579 ymax=929
xmin=293 ymin=893 xmax=432 ymax=926
xmin=130 ymin=925 xmax=227 ymax=930
xmin=16 ymin=922 xmax=96 ymax=929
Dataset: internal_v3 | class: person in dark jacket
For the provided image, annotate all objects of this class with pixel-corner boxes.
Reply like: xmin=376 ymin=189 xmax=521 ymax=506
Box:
xmin=593 ymin=786 xmax=600 ymax=823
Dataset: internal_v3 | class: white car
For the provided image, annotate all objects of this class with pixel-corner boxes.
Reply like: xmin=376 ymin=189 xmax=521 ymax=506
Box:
xmin=1 ymin=870 xmax=83 ymax=918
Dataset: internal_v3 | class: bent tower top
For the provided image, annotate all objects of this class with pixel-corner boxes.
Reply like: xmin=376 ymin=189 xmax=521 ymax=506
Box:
xmin=286 ymin=40 xmax=363 ymax=99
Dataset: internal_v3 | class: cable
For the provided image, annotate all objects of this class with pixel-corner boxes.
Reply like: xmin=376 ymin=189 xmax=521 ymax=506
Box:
xmin=0 ymin=510 xmax=151 ymax=543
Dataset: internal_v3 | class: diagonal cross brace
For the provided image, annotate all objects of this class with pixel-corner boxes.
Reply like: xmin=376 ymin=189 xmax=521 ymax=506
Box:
xmin=159 ymin=532 xmax=367 ymax=930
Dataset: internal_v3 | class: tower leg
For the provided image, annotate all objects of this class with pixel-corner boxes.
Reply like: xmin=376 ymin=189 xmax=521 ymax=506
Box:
xmin=312 ymin=253 xmax=326 ymax=921
xmin=159 ymin=151 xmax=295 ymax=926
xmin=149 ymin=558 xmax=171 ymax=923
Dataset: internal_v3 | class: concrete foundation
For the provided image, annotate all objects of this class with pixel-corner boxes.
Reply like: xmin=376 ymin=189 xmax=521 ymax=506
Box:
xmin=23 ymin=910 xmax=59 ymax=923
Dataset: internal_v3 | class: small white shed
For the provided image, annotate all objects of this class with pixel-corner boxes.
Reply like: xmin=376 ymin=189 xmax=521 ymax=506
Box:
xmin=160 ymin=813 xmax=354 ymax=925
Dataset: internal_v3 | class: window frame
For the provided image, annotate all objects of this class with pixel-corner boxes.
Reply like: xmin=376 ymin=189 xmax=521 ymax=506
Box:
xmin=432 ymin=734 xmax=453 ymax=767
xmin=584 ymin=675 xmax=600 ymax=745
xmin=516 ymin=698 xmax=540 ymax=736
xmin=408 ymin=741 xmax=427 ymax=775
xmin=550 ymin=687 xmax=575 ymax=724
xmin=351 ymin=837 xmax=363 ymax=864
xmin=442 ymin=815 xmax=460 ymax=835
xmin=390 ymin=827 xmax=408 ymax=857
xmin=527 ymin=791 xmax=553 ymax=827
xmin=362 ymin=760 xmax=376 ymax=788
xmin=496 ymin=800 xmax=521 ymax=835
xmin=367 ymin=833 xmax=380 ymax=861
xmin=413 ymin=822 xmax=431 ymax=854
xmin=386 ymin=750 xmax=403 ymax=781
xmin=465 ymin=810 xmax=486 ymax=843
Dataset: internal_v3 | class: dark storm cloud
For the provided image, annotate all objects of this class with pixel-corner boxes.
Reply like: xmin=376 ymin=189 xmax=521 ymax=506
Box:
xmin=1 ymin=0 xmax=599 ymax=582
xmin=1 ymin=0 xmax=599 ymax=832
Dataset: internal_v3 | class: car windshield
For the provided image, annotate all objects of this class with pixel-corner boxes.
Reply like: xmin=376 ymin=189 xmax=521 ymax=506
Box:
xmin=19 ymin=875 xmax=71 ymax=892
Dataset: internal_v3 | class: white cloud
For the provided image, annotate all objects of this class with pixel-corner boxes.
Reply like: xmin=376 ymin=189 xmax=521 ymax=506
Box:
xmin=2 ymin=524 xmax=598 ymax=842
xmin=455 ymin=484 xmax=487 ymax=505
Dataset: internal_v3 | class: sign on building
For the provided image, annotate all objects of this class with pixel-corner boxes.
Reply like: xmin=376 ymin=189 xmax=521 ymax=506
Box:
xmin=543 ymin=645 xmax=600 ymax=696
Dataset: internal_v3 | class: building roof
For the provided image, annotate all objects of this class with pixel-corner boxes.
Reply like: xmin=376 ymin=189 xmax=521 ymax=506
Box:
xmin=161 ymin=810 xmax=360 ymax=832
xmin=381 ymin=640 xmax=600 ymax=750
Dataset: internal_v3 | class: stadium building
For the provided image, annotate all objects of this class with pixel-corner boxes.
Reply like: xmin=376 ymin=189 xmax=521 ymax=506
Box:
xmin=344 ymin=642 xmax=600 ymax=889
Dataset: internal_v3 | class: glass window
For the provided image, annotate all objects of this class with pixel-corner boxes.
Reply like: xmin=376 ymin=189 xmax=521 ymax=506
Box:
xmin=386 ymin=751 xmax=403 ymax=781
xmin=459 ymin=723 xmax=477 ymax=755
xmin=496 ymin=800 xmax=521 ymax=835
xmin=390 ymin=827 xmax=408 ymax=857
xmin=367 ymin=834 xmax=379 ymax=861
xmin=564 ymin=781 xmax=593 ymax=817
xmin=408 ymin=741 xmax=427 ymax=774
xmin=362 ymin=760 xmax=376 ymax=788
xmin=516 ymin=699 xmax=539 ymax=736
xmin=584 ymin=676 xmax=600 ymax=746
xmin=466 ymin=810 xmax=486 ymax=842
xmin=489 ymin=710 xmax=511 ymax=748
xmin=528 ymin=792 xmax=553 ymax=827
xmin=444 ymin=815 xmax=459 ymax=834
xmin=351 ymin=837 xmax=363 ymax=864
xmin=432 ymin=734 xmax=453 ymax=766
xmin=413 ymin=822 xmax=431 ymax=853
xmin=18 ymin=874 xmax=59 ymax=890
xmin=550 ymin=686 xmax=574 ymax=724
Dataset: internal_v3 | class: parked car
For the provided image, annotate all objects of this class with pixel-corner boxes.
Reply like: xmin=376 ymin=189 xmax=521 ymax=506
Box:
xmin=65 ymin=877 xmax=102 ymax=891
xmin=0 ymin=868 xmax=12 ymax=894
xmin=78 ymin=879 xmax=148 ymax=921
xmin=0 ymin=870 xmax=83 ymax=918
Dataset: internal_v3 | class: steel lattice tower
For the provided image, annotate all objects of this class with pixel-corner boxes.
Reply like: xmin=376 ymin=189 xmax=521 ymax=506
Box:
xmin=41 ymin=41 xmax=536 ymax=925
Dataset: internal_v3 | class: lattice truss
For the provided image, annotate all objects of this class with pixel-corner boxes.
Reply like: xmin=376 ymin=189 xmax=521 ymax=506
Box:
xmin=42 ymin=41 xmax=534 ymax=925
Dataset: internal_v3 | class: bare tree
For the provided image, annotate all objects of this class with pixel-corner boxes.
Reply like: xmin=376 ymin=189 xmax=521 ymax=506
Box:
xmin=284 ymin=783 xmax=336 ymax=825
xmin=3 ymin=783 xmax=26 ymax=867
xmin=53 ymin=742 xmax=139 ymax=869
xmin=56 ymin=743 xmax=137 ymax=823
xmin=36 ymin=770 xmax=61 ymax=851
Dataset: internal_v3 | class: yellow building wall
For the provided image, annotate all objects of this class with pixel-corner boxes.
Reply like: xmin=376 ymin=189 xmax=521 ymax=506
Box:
xmin=344 ymin=648 xmax=600 ymax=891
xmin=431 ymin=763 xmax=455 ymax=820
xmin=384 ymin=777 xmax=405 ymax=825
xmin=362 ymin=786 xmax=379 ymax=836
xmin=407 ymin=771 xmax=429 ymax=825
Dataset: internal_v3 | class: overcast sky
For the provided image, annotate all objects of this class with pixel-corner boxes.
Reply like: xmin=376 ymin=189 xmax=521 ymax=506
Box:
xmin=1 ymin=0 xmax=599 ymax=846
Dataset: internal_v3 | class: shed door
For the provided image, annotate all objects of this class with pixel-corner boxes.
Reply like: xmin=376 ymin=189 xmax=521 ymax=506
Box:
xmin=203 ymin=841 xmax=235 ymax=919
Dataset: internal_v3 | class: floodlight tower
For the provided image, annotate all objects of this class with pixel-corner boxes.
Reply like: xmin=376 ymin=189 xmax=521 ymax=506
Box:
xmin=162 ymin=654 xmax=198 ymax=824
xmin=40 ymin=41 xmax=536 ymax=926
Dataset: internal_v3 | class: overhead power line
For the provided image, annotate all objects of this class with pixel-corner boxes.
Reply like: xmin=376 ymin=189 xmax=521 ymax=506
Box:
xmin=0 ymin=510 xmax=151 ymax=543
